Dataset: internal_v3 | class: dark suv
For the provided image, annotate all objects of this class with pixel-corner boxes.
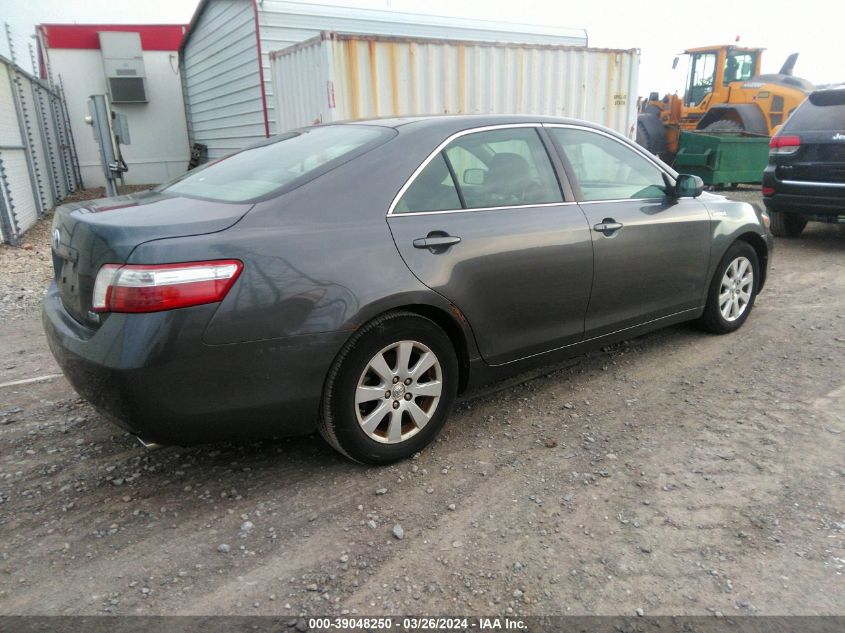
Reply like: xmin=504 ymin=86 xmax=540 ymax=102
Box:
xmin=763 ymin=85 xmax=845 ymax=236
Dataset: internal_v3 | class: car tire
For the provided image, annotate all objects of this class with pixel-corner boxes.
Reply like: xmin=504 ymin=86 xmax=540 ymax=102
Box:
xmin=318 ymin=311 xmax=458 ymax=465
xmin=770 ymin=211 xmax=807 ymax=237
xmin=697 ymin=241 xmax=760 ymax=334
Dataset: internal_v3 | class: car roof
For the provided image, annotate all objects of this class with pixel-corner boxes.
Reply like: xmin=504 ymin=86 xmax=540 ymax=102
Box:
xmin=344 ymin=113 xmax=612 ymax=133
xmin=339 ymin=113 xmax=674 ymax=174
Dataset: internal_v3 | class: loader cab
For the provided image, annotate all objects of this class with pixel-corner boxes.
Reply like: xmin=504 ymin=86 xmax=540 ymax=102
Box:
xmin=682 ymin=46 xmax=763 ymax=108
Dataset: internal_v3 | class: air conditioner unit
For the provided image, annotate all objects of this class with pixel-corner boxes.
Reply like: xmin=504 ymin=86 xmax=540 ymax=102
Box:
xmin=98 ymin=31 xmax=148 ymax=103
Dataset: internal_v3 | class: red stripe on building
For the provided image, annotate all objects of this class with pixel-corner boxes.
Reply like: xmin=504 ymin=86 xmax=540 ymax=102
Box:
xmin=41 ymin=24 xmax=187 ymax=51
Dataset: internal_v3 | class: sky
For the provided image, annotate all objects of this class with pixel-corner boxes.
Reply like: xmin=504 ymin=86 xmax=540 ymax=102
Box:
xmin=3 ymin=0 xmax=842 ymax=95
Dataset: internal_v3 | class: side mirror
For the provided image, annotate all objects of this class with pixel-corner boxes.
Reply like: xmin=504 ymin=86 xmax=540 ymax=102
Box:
xmin=463 ymin=168 xmax=486 ymax=186
xmin=674 ymin=174 xmax=704 ymax=198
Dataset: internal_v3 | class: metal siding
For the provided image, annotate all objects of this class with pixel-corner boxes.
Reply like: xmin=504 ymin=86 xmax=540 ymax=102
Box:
xmin=256 ymin=1 xmax=586 ymax=48
xmin=271 ymin=35 xmax=639 ymax=136
xmin=25 ymin=81 xmax=55 ymax=210
xmin=1 ymin=150 xmax=38 ymax=235
xmin=36 ymin=88 xmax=66 ymax=201
xmin=0 ymin=65 xmax=22 ymax=147
xmin=181 ymin=0 xmax=264 ymax=159
xmin=10 ymin=70 xmax=50 ymax=217
xmin=0 ymin=56 xmax=79 ymax=243
xmin=256 ymin=1 xmax=587 ymax=137
xmin=44 ymin=92 xmax=72 ymax=199
xmin=0 ymin=64 xmax=39 ymax=234
xmin=0 ymin=67 xmax=20 ymax=242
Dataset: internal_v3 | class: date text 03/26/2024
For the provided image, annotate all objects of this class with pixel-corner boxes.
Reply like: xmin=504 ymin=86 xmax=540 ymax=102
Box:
xmin=307 ymin=617 xmax=527 ymax=630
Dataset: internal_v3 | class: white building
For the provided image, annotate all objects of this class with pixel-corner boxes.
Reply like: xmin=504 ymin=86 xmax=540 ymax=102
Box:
xmin=37 ymin=24 xmax=190 ymax=187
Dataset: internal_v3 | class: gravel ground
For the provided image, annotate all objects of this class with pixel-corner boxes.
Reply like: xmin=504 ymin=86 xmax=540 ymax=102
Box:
xmin=0 ymin=187 xmax=843 ymax=617
xmin=0 ymin=218 xmax=54 ymax=319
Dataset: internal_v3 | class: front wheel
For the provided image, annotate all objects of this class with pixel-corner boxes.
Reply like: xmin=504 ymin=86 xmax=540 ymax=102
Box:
xmin=697 ymin=241 xmax=760 ymax=334
xmin=318 ymin=312 xmax=458 ymax=464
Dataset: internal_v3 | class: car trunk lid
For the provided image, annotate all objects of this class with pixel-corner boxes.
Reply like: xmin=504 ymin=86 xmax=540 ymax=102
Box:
xmin=51 ymin=190 xmax=252 ymax=326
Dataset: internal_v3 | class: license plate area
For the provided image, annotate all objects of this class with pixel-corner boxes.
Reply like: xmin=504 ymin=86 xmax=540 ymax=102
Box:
xmin=56 ymin=257 xmax=87 ymax=322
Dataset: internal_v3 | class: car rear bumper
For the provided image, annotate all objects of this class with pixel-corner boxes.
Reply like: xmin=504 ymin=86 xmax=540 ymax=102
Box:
xmin=42 ymin=283 xmax=348 ymax=445
xmin=761 ymin=170 xmax=845 ymax=217
xmin=763 ymin=191 xmax=845 ymax=217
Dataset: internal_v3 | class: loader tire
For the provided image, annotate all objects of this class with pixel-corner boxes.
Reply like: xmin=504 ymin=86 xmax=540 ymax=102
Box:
xmin=701 ymin=119 xmax=744 ymax=133
xmin=636 ymin=121 xmax=652 ymax=151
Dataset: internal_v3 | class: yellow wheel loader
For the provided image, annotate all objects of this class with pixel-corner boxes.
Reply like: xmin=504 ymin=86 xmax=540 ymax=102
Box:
xmin=636 ymin=45 xmax=813 ymax=184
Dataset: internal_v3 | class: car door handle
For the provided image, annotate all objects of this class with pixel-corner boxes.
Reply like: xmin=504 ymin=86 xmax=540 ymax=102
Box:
xmin=593 ymin=220 xmax=623 ymax=235
xmin=413 ymin=235 xmax=462 ymax=249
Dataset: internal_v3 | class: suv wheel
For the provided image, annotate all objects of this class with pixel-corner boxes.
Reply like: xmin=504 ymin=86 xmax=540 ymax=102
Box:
xmin=318 ymin=312 xmax=458 ymax=464
xmin=770 ymin=211 xmax=807 ymax=237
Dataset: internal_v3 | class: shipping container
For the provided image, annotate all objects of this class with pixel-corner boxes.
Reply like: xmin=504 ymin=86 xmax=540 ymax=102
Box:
xmin=271 ymin=32 xmax=639 ymax=137
xmin=180 ymin=0 xmax=588 ymax=160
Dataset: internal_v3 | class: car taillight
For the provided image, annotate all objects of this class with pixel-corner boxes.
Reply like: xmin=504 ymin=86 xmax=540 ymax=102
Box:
xmin=92 ymin=260 xmax=243 ymax=313
xmin=769 ymin=135 xmax=801 ymax=155
xmin=762 ymin=186 xmax=775 ymax=196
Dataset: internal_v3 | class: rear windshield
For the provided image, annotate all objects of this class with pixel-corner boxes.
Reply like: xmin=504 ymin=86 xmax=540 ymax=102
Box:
xmin=784 ymin=93 xmax=845 ymax=132
xmin=163 ymin=125 xmax=390 ymax=202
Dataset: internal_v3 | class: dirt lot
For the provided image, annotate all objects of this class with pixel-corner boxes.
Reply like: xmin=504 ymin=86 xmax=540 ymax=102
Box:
xmin=0 ymin=189 xmax=843 ymax=617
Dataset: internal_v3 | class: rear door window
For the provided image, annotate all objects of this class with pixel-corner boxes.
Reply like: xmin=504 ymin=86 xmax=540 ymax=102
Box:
xmin=394 ymin=127 xmax=564 ymax=213
xmin=550 ymin=127 xmax=667 ymax=201
xmin=443 ymin=128 xmax=563 ymax=209
xmin=162 ymin=125 xmax=390 ymax=202
xmin=784 ymin=93 xmax=845 ymax=132
xmin=393 ymin=154 xmax=462 ymax=213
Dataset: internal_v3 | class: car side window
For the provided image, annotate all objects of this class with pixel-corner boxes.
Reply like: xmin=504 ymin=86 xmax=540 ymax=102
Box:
xmin=444 ymin=128 xmax=563 ymax=209
xmin=394 ymin=153 xmax=462 ymax=213
xmin=550 ymin=128 xmax=667 ymax=201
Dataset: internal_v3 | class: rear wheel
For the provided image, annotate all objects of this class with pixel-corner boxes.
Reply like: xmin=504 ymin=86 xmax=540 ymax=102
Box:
xmin=318 ymin=312 xmax=458 ymax=464
xmin=697 ymin=241 xmax=760 ymax=334
xmin=770 ymin=211 xmax=807 ymax=237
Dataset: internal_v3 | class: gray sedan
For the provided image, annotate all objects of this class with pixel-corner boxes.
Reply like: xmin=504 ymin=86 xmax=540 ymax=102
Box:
xmin=43 ymin=115 xmax=773 ymax=464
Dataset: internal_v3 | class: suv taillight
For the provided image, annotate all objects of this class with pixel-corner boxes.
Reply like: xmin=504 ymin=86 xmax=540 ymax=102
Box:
xmin=769 ymin=134 xmax=801 ymax=155
xmin=92 ymin=260 xmax=243 ymax=313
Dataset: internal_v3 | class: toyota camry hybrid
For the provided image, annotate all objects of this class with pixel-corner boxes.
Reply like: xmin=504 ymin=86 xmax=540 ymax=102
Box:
xmin=43 ymin=115 xmax=772 ymax=464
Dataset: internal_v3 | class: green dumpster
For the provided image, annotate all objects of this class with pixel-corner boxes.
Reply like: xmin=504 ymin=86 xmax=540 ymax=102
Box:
xmin=674 ymin=130 xmax=771 ymax=186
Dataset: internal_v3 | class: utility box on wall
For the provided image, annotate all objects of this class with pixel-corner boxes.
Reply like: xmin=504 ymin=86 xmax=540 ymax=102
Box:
xmin=98 ymin=31 xmax=148 ymax=103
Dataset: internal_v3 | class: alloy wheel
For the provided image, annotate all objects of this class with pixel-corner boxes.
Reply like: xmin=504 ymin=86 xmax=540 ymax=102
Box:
xmin=718 ymin=256 xmax=754 ymax=322
xmin=355 ymin=340 xmax=443 ymax=444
